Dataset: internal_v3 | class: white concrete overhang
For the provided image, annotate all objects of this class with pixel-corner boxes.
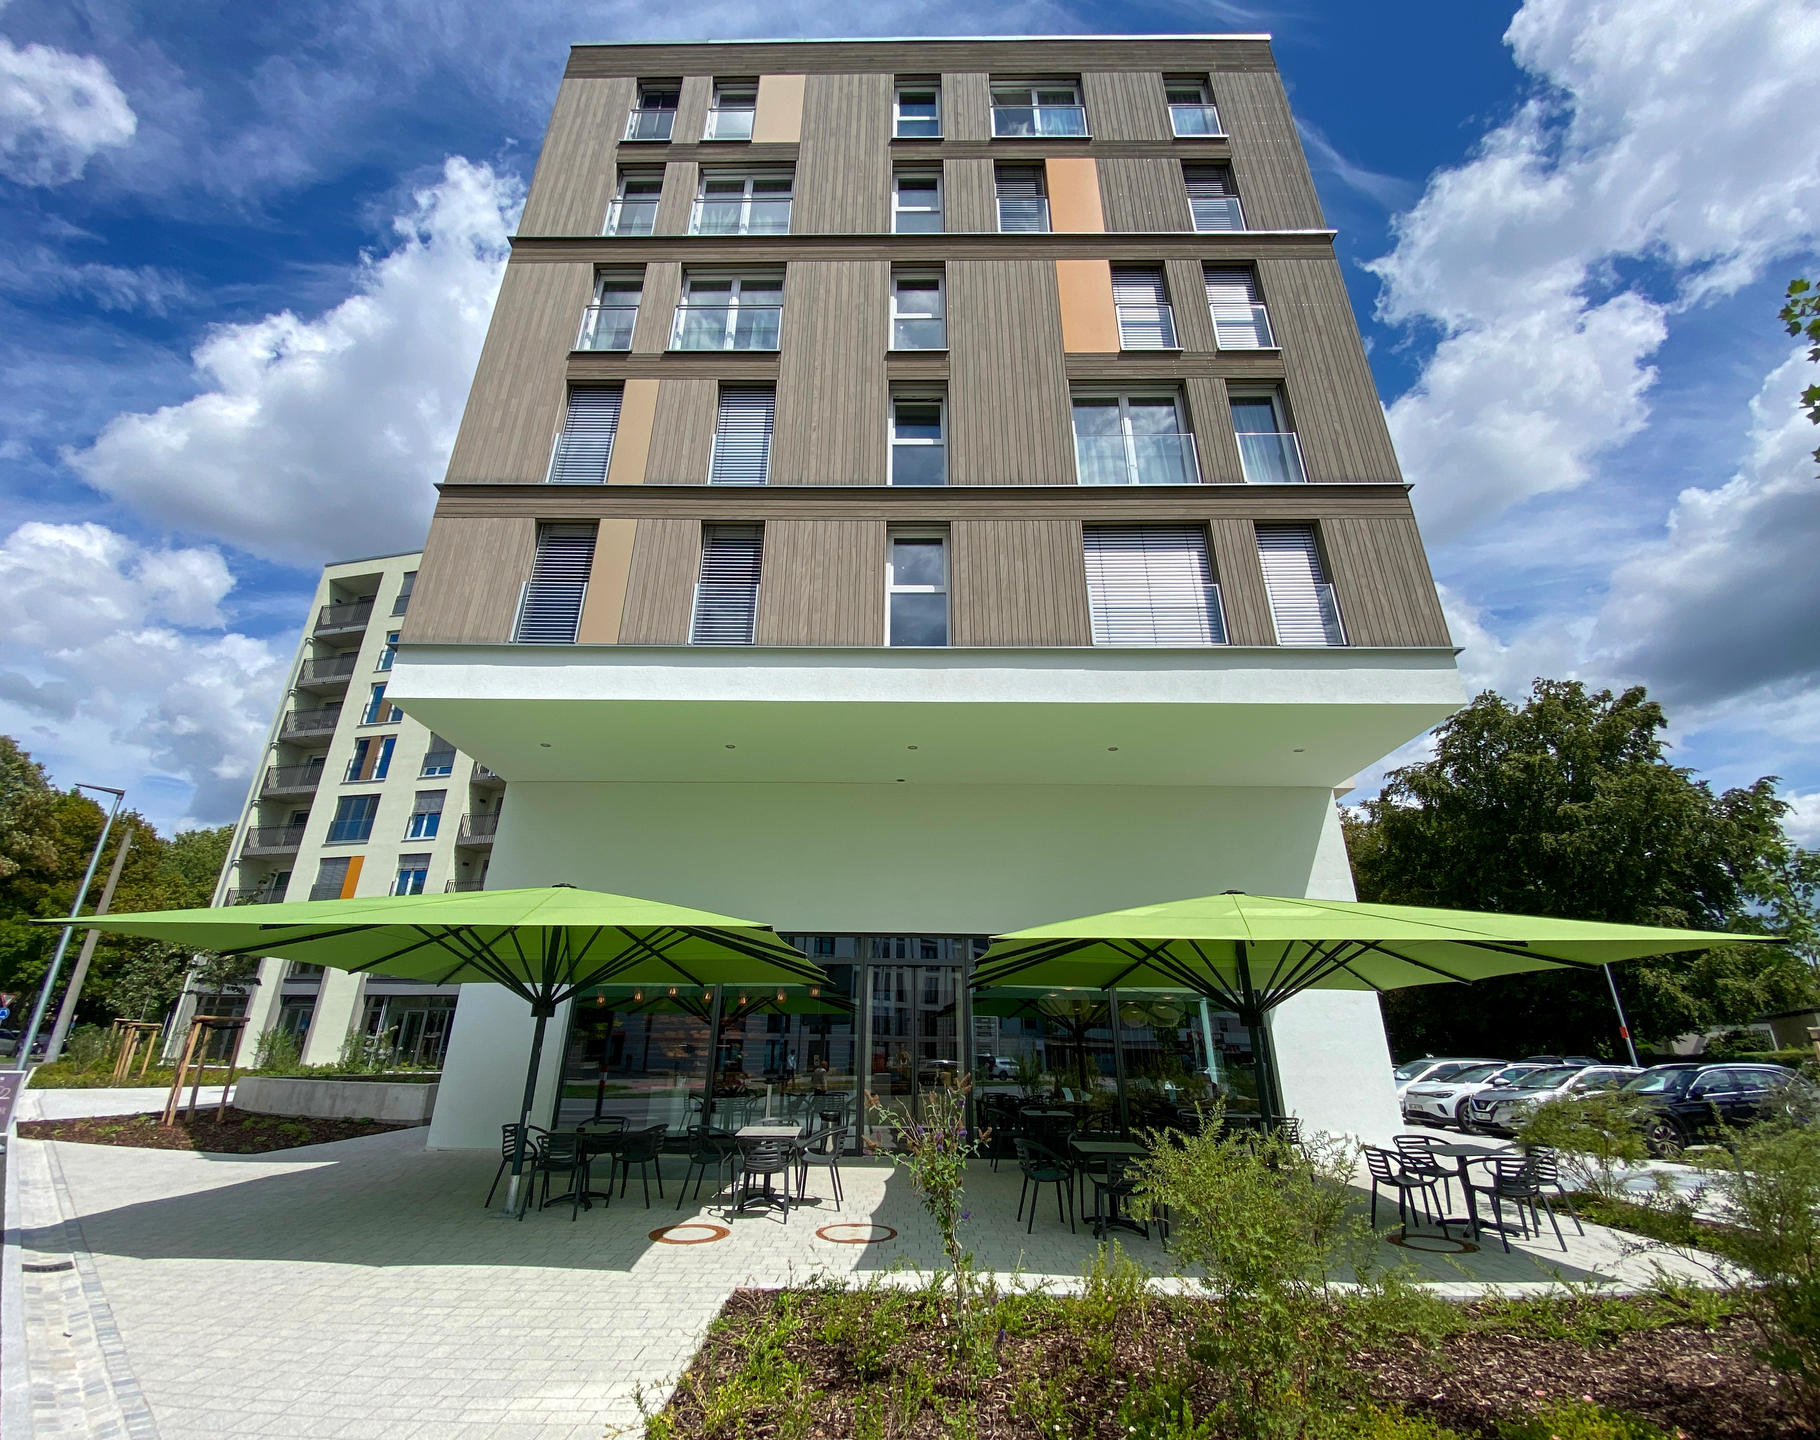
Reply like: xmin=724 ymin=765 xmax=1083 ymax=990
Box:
xmin=387 ymin=644 xmax=1464 ymax=788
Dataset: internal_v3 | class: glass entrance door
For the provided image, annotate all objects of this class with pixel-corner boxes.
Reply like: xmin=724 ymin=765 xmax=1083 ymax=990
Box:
xmin=867 ymin=964 xmax=963 ymax=1128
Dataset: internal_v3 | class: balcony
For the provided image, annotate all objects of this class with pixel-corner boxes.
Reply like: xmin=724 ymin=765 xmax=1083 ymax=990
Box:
xmin=242 ymin=825 xmax=307 ymax=857
xmin=576 ymin=304 xmax=638 ymax=352
xmin=991 ymin=105 xmax=1087 ymax=138
xmin=315 ymin=599 xmax=373 ymax=636
xmin=670 ymin=304 xmax=782 ymax=352
xmin=624 ymin=107 xmax=676 ymax=142
xmin=1190 ymin=196 xmax=1245 ymax=233
xmin=1116 ymin=303 xmax=1177 ymax=351
xmin=604 ymin=198 xmax=658 ymax=237
xmin=446 ymin=879 xmax=487 ymax=892
xmin=261 ymin=763 xmax=324 ymax=799
xmin=1170 ymin=103 xmax=1224 ymax=137
xmin=233 ymin=884 xmax=289 ymax=905
xmin=1237 ymin=431 xmax=1308 ymax=485
xmin=281 ymin=707 xmax=341 ymax=740
xmin=295 ymin=653 xmax=359 ymax=694
xmin=1212 ymin=304 xmax=1275 ymax=351
xmin=457 ymin=812 xmax=499 ymax=848
xmin=689 ymin=198 xmax=791 ymax=236
xmin=471 ymin=761 xmax=506 ymax=789
xmin=1075 ymin=433 xmax=1201 ymax=486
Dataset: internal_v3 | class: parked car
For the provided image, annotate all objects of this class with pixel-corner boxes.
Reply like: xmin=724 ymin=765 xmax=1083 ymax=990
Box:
xmin=1521 ymin=1054 xmax=1606 ymax=1066
xmin=1622 ymin=1063 xmax=1819 ymax=1154
xmin=1401 ymin=1062 xmax=1549 ymax=1130
xmin=1467 ymin=1063 xmax=1643 ymax=1133
xmin=1392 ymin=1057 xmax=1503 ymax=1096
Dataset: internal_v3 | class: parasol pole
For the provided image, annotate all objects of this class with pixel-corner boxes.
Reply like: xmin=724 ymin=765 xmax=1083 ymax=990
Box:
xmin=503 ymin=999 xmax=554 ymax=1216
xmin=1236 ymin=942 xmax=1279 ymax=1125
xmin=1109 ymin=987 xmax=1130 ymax=1133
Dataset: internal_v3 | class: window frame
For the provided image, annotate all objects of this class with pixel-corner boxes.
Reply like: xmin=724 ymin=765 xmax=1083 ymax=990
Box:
xmin=361 ymin=683 xmax=396 ymax=725
xmin=704 ymin=79 xmax=758 ymax=141
xmin=1183 ymin=162 xmax=1245 ymax=233
xmin=888 ymin=390 xmax=948 ymax=488
xmin=891 ymin=168 xmax=944 ymax=234
xmin=604 ymin=169 xmax=663 ymax=236
xmin=989 ymin=79 xmax=1088 ymax=138
xmin=889 ymin=267 xmax=946 ymax=351
xmin=707 ymin=385 xmax=777 ymax=485
xmin=625 ymin=82 xmax=681 ymax=142
xmin=1164 ymin=76 xmax=1224 ymax=137
xmin=377 ymin=631 xmax=399 ymax=672
xmin=1255 ymin=521 xmax=1346 ymax=646
xmin=1082 ymin=523 xmax=1227 ymax=647
xmin=405 ymin=790 xmax=446 ymax=842
xmin=392 ymin=854 xmax=432 ymax=897
xmin=994 ymin=163 xmax=1051 ymax=234
xmin=689 ymin=167 xmax=794 ymax=237
xmin=1228 ymin=385 xmax=1307 ymax=483
xmin=671 ymin=269 xmax=785 ymax=352
xmin=893 ymin=82 xmax=942 ymax=139
xmin=1070 ymin=388 xmax=1200 ymax=486
xmin=579 ymin=270 xmax=644 ymax=352
xmin=326 ymin=793 xmax=380 ymax=846
xmin=1111 ymin=266 xmax=1179 ymax=351
xmin=690 ymin=523 xmax=765 ymax=644
xmin=885 ymin=527 xmax=951 ymax=647
xmin=1203 ymin=265 xmax=1276 ymax=351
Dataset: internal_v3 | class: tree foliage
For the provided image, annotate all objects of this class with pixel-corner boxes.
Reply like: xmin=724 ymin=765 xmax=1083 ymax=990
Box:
xmin=1782 ymin=277 xmax=1820 ymax=466
xmin=1344 ymin=681 xmax=1816 ymax=1056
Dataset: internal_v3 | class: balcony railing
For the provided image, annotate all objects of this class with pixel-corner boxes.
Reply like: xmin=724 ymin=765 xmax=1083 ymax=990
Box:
xmin=1116 ymin=302 xmax=1177 ymax=350
xmin=890 ymin=316 xmax=945 ymax=350
xmin=1237 ymin=431 xmax=1308 ymax=485
xmin=261 ymin=764 xmax=324 ymax=797
xmin=471 ymin=762 xmax=506 ymax=787
xmin=604 ymin=199 xmax=658 ymax=236
xmin=281 ymin=708 xmax=341 ymax=739
xmin=1212 ymin=304 xmax=1275 ymax=350
xmin=296 ymin=653 xmax=358 ymax=691
xmin=1270 ymin=584 xmax=1346 ymax=647
xmin=670 ymin=304 xmax=782 ymax=352
xmin=233 ymin=885 xmax=289 ymax=904
xmin=705 ymin=105 xmax=755 ymax=141
xmin=576 ymin=305 xmax=638 ymax=351
xmin=315 ymin=599 xmax=373 ymax=634
xmin=1170 ymin=103 xmax=1224 ymax=136
xmin=1075 ymin=433 xmax=1201 ymax=486
xmin=690 ymin=199 xmax=792 ymax=236
xmin=1190 ymin=195 xmax=1245 ymax=232
xmin=324 ymin=818 xmax=374 ymax=845
xmin=891 ymin=443 xmax=947 ymax=487
xmin=991 ymin=105 xmax=1087 ymax=138
xmin=457 ymin=813 xmax=500 ymax=846
xmin=624 ymin=107 xmax=675 ymax=142
xmin=242 ymin=825 xmax=307 ymax=856
xmin=446 ymin=879 xmax=487 ymax=892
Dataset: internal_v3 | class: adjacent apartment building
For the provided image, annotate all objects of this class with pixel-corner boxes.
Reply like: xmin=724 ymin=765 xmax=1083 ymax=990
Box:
xmin=385 ymin=35 xmax=1465 ymax=1147
xmin=198 ymin=553 xmax=507 ymax=1067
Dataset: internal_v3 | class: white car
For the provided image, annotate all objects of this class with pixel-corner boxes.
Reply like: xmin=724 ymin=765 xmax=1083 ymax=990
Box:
xmin=1401 ymin=1063 xmax=1549 ymax=1129
xmin=1467 ymin=1063 xmax=1643 ymax=1133
xmin=1392 ymin=1056 xmax=1503 ymax=1098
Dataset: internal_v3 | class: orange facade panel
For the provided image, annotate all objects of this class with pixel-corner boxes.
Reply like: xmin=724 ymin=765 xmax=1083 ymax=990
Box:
xmin=1054 ymin=259 xmax=1119 ymax=353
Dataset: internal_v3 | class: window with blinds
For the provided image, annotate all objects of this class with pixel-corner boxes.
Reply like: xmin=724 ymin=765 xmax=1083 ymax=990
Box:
xmin=1184 ymin=163 xmax=1244 ymax=232
xmin=1205 ymin=267 xmax=1274 ymax=349
xmin=1083 ymin=525 xmax=1226 ymax=646
xmin=547 ymin=387 xmax=622 ymax=483
xmin=1256 ymin=524 xmax=1346 ymax=646
xmin=995 ymin=164 xmax=1050 ymax=233
xmin=708 ymin=386 xmax=775 ymax=484
xmin=1111 ymin=267 xmax=1176 ymax=349
xmin=512 ymin=523 xmax=597 ymax=643
xmin=691 ymin=524 xmax=764 ymax=644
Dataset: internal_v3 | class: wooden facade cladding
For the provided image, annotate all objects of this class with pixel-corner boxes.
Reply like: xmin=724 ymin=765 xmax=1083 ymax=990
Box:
xmin=1206 ymin=516 xmax=1276 ymax=646
xmin=952 ymin=520 xmax=1092 ymax=645
xmin=653 ymin=162 xmax=699 ymax=236
xmin=943 ymin=158 xmax=997 ymax=234
xmin=443 ymin=260 xmax=594 ymax=485
xmin=943 ymin=73 xmax=990 ymax=140
xmin=645 ymin=377 xmax=718 ymax=483
xmin=617 ymin=518 xmax=698 ymax=643
xmin=403 ymin=517 xmax=536 ymax=645
xmin=630 ymin=262 xmax=681 ymax=353
xmin=1216 ymin=70 xmax=1325 ymax=230
xmin=674 ymin=77 xmax=713 ymax=151
xmin=797 ymin=74 xmax=893 ymax=233
xmin=755 ymin=521 xmax=887 ymax=644
xmin=509 ymin=232 xmax=1337 ymax=263
xmin=773 ymin=260 xmax=889 ymax=483
xmin=1081 ymin=71 xmax=1172 ymax=142
xmin=948 ymin=260 xmax=1075 ymax=485
xmin=518 ymin=76 xmax=634 ymax=235
xmin=1100 ymin=158 xmax=1194 ymax=232
xmin=1320 ymin=515 xmax=1452 ymax=648
xmin=565 ymin=40 xmax=1278 ymax=79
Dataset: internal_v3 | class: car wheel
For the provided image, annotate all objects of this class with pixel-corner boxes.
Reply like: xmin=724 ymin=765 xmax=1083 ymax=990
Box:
xmin=1644 ymin=1116 xmax=1686 ymax=1158
xmin=1454 ymin=1100 xmax=1476 ymax=1134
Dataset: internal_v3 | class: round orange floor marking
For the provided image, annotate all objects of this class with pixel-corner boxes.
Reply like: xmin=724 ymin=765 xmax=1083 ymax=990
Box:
xmin=649 ymin=1223 xmax=731 ymax=1245
xmin=816 ymin=1223 xmax=896 ymax=1244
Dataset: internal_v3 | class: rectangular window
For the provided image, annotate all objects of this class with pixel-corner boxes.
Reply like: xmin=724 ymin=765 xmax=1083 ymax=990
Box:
xmin=362 ymin=683 xmax=396 ymax=724
xmin=891 ymin=170 xmax=943 ymax=233
xmin=691 ymin=169 xmax=793 ymax=236
xmin=671 ymin=271 xmax=783 ymax=351
xmin=1256 ymin=523 xmax=1345 ymax=645
xmin=1166 ymin=77 xmax=1223 ymax=136
xmin=1072 ymin=391 xmax=1199 ymax=485
xmin=708 ymin=386 xmax=775 ymax=484
xmin=547 ymin=385 xmax=622 ymax=483
xmin=991 ymin=80 xmax=1087 ymax=138
xmin=1184 ymin=164 xmax=1244 ymax=232
xmin=995 ymin=163 xmax=1050 ymax=233
xmin=894 ymin=82 xmax=940 ymax=138
xmin=346 ymin=735 xmax=395 ymax=783
xmin=605 ymin=169 xmax=662 ymax=235
xmin=391 ymin=571 xmax=415 ymax=616
xmin=890 ymin=269 xmax=945 ymax=350
xmin=625 ymin=82 xmax=680 ymax=141
xmin=1111 ymin=267 xmax=1177 ymax=350
xmin=1231 ymin=389 xmax=1306 ymax=484
xmin=578 ymin=272 xmax=642 ymax=351
xmin=312 ymin=856 xmax=352 ymax=901
xmin=1204 ymin=267 xmax=1275 ymax=349
xmin=691 ymin=524 xmax=764 ymax=644
xmin=887 ymin=531 xmax=949 ymax=646
xmin=420 ymin=735 xmax=455 ymax=777
xmin=512 ymin=523 xmax=597 ymax=643
xmin=705 ymin=80 xmax=757 ymax=140
xmin=1083 ymin=525 xmax=1226 ymax=646
xmin=327 ymin=793 xmax=380 ymax=845
xmin=392 ymin=854 xmax=432 ymax=897
xmin=890 ymin=394 xmax=946 ymax=487
xmin=377 ymin=630 xmax=399 ymax=671
xmin=406 ymin=790 xmax=446 ymax=841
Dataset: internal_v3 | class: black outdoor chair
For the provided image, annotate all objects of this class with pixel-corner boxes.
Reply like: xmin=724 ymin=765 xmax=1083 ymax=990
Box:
xmin=1087 ymin=1156 xmax=1148 ymax=1241
xmin=612 ymin=1124 xmax=668 ymax=1207
xmin=485 ymin=1123 xmax=547 ymax=1208
xmin=1521 ymin=1145 xmax=1585 ymax=1237
xmin=1466 ymin=1155 xmax=1567 ymax=1253
xmin=677 ymin=1126 xmax=742 ymax=1210
xmin=531 ymin=1132 xmax=592 ymax=1221
xmin=1393 ymin=1133 xmax=1455 ymax=1213
xmin=1014 ymin=1138 xmax=1075 ymax=1235
xmin=731 ymin=1137 xmax=795 ymax=1222
xmin=794 ymin=1123 xmax=849 ymax=1208
xmin=1363 ymin=1145 xmax=1447 ymax=1236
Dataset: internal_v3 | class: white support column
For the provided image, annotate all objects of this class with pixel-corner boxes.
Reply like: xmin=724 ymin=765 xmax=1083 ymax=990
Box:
xmin=233 ymin=958 xmax=290 ymax=1067
xmin=300 ymin=970 xmax=369 ymax=1065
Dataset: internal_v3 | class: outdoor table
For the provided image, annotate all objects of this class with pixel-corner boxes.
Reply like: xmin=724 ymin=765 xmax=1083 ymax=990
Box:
xmin=1423 ymin=1140 xmax=1517 ymax=1238
xmin=576 ymin=1125 xmax=629 ymax=1207
xmin=736 ymin=1123 xmax=802 ymax=1141
xmin=1068 ymin=1137 xmax=1148 ymax=1239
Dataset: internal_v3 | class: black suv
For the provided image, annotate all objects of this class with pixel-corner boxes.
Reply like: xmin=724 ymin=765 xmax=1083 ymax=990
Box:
xmin=1622 ymin=1063 xmax=1816 ymax=1154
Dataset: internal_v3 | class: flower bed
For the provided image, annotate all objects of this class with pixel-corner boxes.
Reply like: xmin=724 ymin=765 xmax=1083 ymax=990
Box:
xmin=16 ymin=1108 xmax=412 ymax=1154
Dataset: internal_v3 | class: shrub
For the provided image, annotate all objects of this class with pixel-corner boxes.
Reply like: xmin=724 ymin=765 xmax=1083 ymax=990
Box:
xmin=1515 ymin=1090 xmax=1649 ymax=1199
xmin=1496 ymin=1401 xmax=1672 ymax=1440
xmin=1344 ymin=1407 xmax=1464 ymax=1440
xmin=866 ymin=1074 xmax=982 ymax=1318
xmin=252 ymin=1027 xmax=304 ymax=1074
xmin=61 ymin=1024 xmax=118 ymax=1069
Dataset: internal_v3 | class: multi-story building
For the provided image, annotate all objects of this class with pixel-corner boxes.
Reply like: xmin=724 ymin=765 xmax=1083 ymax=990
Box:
xmin=386 ymin=35 xmax=1464 ymax=1147
xmin=201 ymin=552 xmax=507 ymax=1067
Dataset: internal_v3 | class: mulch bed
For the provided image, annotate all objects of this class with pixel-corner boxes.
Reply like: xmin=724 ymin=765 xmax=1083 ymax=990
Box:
xmin=17 ymin=1107 xmax=416 ymax=1154
xmin=659 ymin=1289 xmax=1804 ymax=1440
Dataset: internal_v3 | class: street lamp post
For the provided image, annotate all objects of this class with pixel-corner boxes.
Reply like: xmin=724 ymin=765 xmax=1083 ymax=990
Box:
xmin=20 ymin=785 xmax=126 ymax=1065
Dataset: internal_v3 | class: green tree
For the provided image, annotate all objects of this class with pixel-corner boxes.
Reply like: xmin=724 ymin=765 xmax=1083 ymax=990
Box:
xmin=1344 ymin=681 xmax=1815 ymax=1056
xmin=1782 ymin=278 xmax=1820 ymax=466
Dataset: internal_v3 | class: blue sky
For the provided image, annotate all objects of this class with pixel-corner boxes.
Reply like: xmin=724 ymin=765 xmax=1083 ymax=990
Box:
xmin=1 ymin=0 xmax=1816 ymax=841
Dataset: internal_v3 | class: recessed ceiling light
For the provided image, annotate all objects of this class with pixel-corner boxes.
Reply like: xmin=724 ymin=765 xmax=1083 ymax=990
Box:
xmin=906 ymin=745 xmax=918 ymax=750
xmin=539 ymin=743 xmax=552 ymax=749
xmin=725 ymin=744 xmax=736 ymax=749
xmin=895 ymin=778 xmax=906 ymax=783
xmin=1107 ymin=746 xmax=1119 ymax=752
xmin=1292 ymin=748 xmax=1305 ymax=753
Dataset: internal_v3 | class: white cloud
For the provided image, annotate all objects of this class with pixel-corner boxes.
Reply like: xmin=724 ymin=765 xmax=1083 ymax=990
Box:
xmin=0 ymin=245 xmax=189 ymax=312
xmin=0 ymin=31 xmax=135 ymax=184
xmin=1787 ymin=792 xmax=1820 ymax=850
xmin=65 ymin=157 xmax=519 ymax=565
xmin=0 ymin=522 xmax=288 ymax=827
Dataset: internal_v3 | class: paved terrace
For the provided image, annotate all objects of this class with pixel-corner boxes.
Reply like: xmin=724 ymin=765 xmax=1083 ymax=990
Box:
xmin=5 ymin=1105 xmax=1715 ymax=1440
